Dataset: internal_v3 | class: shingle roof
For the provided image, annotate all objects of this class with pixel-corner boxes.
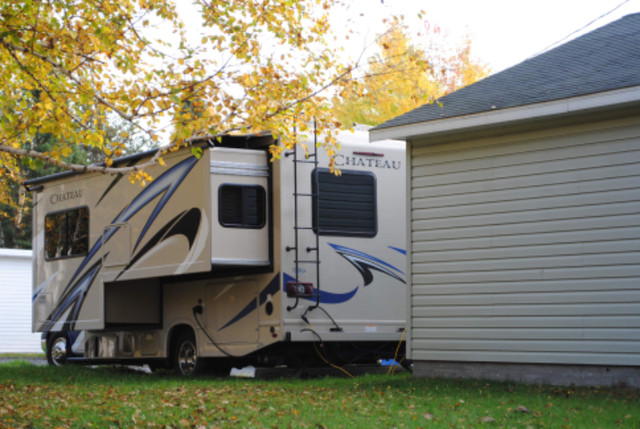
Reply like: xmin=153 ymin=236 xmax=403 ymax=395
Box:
xmin=373 ymin=13 xmax=640 ymax=131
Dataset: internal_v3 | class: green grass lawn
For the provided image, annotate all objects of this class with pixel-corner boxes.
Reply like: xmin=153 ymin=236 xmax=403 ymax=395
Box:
xmin=0 ymin=360 xmax=638 ymax=428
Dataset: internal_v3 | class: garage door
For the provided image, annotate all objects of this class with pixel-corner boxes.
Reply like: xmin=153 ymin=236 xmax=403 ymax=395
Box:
xmin=0 ymin=249 xmax=41 ymax=353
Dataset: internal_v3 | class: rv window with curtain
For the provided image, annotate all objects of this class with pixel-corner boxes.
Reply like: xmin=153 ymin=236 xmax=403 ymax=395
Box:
xmin=218 ymin=184 xmax=266 ymax=228
xmin=313 ymin=168 xmax=377 ymax=237
xmin=44 ymin=207 xmax=89 ymax=260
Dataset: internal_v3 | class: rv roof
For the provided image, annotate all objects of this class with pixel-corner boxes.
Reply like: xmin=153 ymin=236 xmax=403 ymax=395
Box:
xmin=23 ymin=133 xmax=276 ymax=189
xmin=23 ymin=130 xmax=402 ymax=189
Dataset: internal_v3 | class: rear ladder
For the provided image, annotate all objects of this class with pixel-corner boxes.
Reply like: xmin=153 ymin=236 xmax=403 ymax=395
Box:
xmin=285 ymin=127 xmax=320 ymax=311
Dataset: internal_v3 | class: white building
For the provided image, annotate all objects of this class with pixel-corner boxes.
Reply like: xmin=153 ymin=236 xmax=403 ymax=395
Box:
xmin=371 ymin=13 xmax=640 ymax=387
xmin=0 ymin=248 xmax=41 ymax=353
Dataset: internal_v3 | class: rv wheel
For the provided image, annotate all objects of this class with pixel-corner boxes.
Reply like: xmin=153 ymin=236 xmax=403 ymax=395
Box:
xmin=174 ymin=331 xmax=204 ymax=376
xmin=47 ymin=333 xmax=68 ymax=367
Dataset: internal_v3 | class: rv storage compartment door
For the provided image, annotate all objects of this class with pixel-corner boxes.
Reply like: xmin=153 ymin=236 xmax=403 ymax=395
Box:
xmin=104 ymin=278 xmax=161 ymax=328
xmin=210 ymin=148 xmax=270 ymax=267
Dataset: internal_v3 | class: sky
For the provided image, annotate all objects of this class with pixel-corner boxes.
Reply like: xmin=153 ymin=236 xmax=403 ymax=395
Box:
xmin=333 ymin=0 xmax=640 ymax=73
xmin=152 ymin=0 xmax=640 ymax=136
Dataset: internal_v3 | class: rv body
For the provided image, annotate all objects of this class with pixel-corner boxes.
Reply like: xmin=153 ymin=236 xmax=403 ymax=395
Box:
xmin=28 ymin=131 xmax=407 ymax=373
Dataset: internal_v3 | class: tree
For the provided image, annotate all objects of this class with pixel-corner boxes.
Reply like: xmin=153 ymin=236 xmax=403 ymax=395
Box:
xmin=0 ymin=114 xmax=153 ymax=249
xmin=333 ymin=17 xmax=490 ymax=126
xmin=0 ymin=132 xmax=80 ymax=249
xmin=0 ymin=0 xmax=360 ymax=188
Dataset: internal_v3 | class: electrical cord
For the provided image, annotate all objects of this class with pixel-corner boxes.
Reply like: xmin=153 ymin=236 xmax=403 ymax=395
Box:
xmin=192 ymin=304 xmax=240 ymax=358
xmin=313 ymin=342 xmax=355 ymax=379
xmin=328 ymin=340 xmax=394 ymax=366
xmin=302 ymin=322 xmax=354 ymax=379
xmin=302 ymin=305 xmax=342 ymax=332
xmin=300 ymin=327 xmax=323 ymax=342
xmin=191 ymin=301 xmax=406 ymax=376
xmin=300 ymin=310 xmax=408 ymax=377
xmin=387 ymin=328 xmax=407 ymax=376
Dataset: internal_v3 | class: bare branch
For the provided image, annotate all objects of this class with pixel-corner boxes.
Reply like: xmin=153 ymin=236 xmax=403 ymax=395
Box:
xmin=0 ymin=141 xmax=179 ymax=177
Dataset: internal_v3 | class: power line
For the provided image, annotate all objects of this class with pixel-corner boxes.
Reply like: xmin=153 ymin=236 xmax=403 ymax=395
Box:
xmin=529 ymin=0 xmax=631 ymax=59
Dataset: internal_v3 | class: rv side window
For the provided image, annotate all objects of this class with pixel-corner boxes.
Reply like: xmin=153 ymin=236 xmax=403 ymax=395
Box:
xmin=218 ymin=184 xmax=266 ymax=228
xmin=44 ymin=207 xmax=89 ymax=260
xmin=313 ymin=168 xmax=377 ymax=237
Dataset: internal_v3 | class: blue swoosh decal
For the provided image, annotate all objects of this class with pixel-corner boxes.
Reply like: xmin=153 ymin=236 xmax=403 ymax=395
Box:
xmin=44 ymin=155 xmax=201 ymax=331
xmin=41 ymin=262 xmax=101 ymax=331
xmin=219 ymin=274 xmax=280 ymax=331
xmin=32 ymin=275 xmax=55 ymax=302
xmin=115 ymin=208 xmax=201 ymax=280
xmin=66 ymin=156 xmax=200 ymax=289
xmin=328 ymin=243 xmax=405 ymax=286
xmin=388 ymin=246 xmax=406 ymax=255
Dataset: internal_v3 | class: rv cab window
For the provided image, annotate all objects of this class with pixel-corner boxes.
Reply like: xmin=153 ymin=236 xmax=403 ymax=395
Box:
xmin=218 ymin=184 xmax=266 ymax=228
xmin=313 ymin=168 xmax=377 ymax=237
xmin=44 ymin=207 xmax=89 ymax=260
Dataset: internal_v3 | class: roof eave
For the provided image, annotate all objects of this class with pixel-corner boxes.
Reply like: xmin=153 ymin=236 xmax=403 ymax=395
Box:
xmin=369 ymin=85 xmax=640 ymax=142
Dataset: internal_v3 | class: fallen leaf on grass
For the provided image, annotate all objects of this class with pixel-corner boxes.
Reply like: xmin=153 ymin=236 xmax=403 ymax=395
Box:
xmin=423 ymin=413 xmax=434 ymax=421
xmin=480 ymin=416 xmax=495 ymax=423
xmin=514 ymin=405 xmax=530 ymax=414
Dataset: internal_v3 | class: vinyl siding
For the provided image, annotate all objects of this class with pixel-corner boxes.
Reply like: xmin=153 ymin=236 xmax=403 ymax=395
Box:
xmin=0 ymin=249 xmax=41 ymax=353
xmin=410 ymin=117 xmax=640 ymax=366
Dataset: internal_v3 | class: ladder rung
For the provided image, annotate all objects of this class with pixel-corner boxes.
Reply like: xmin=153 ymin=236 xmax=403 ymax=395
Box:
xmin=293 ymin=193 xmax=316 ymax=197
xmin=294 ymin=160 xmax=317 ymax=164
xmin=294 ymin=226 xmax=314 ymax=230
xmin=295 ymin=260 xmax=321 ymax=264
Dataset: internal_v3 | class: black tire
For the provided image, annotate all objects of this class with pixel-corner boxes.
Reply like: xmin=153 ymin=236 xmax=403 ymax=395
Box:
xmin=46 ymin=333 xmax=68 ymax=367
xmin=173 ymin=331 xmax=204 ymax=376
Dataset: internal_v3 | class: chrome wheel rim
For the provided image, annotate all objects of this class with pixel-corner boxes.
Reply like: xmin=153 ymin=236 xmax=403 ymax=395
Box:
xmin=50 ymin=336 xmax=68 ymax=366
xmin=177 ymin=340 xmax=197 ymax=375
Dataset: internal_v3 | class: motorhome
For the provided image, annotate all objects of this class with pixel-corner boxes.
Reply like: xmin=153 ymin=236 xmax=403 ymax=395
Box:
xmin=26 ymin=130 xmax=407 ymax=375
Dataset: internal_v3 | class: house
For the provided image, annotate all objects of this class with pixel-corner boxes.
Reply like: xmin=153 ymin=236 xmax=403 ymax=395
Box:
xmin=370 ymin=13 xmax=640 ymax=387
xmin=0 ymin=248 xmax=41 ymax=353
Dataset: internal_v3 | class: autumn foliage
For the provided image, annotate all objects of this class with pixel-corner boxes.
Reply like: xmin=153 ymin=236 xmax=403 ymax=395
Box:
xmin=0 ymin=0 xmax=356 ymax=182
xmin=333 ymin=17 xmax=490 ymax=126
xmin=0 ymin=2 xmax=488 ymax=248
